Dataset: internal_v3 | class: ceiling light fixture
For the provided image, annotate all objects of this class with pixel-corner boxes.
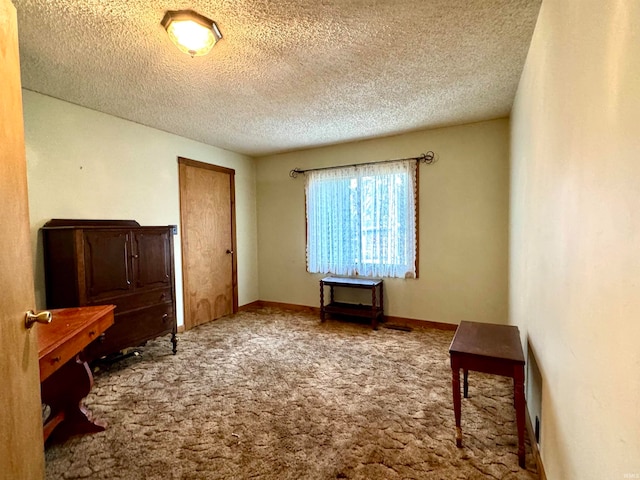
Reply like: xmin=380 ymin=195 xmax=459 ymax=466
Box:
xmin=161 ymin=10 xmax=222 ymax=57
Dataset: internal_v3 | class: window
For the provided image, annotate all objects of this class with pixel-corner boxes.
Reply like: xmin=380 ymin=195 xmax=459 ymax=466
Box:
xmin=305 ymin=159 xmax=417 ymax=278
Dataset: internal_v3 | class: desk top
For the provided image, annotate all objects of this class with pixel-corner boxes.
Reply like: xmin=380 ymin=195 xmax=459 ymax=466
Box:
xmin=37 ymin=305 xmax=115 ymax=382
xmin=321 ymin=276 xmax=382 ymax=287
xmin=37 ymin=305 xmax=115 ymax=357
xmin=449 ymin=321 xmax=525 ymax=364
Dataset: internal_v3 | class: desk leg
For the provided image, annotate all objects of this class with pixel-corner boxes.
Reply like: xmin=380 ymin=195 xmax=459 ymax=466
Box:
xmin=514 ymin=365 xmax=526 ymax=468
xmin=451 ymin=357 xmax=463 ymax=447
xmin=41 ymin=355 xmax=106 ymax=443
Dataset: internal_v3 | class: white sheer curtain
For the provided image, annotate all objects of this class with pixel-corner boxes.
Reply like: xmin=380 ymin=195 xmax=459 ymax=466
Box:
xmin=305 ymin=159 xmax=417 ymax=278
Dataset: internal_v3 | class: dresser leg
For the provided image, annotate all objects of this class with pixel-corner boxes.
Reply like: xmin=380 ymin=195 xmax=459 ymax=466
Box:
xmin=171 ymin=331 xmax=178 ymax=354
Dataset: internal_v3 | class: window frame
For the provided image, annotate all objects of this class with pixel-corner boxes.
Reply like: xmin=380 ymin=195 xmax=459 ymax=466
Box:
xmin=304 ymin=160 xmax=419 ymax=279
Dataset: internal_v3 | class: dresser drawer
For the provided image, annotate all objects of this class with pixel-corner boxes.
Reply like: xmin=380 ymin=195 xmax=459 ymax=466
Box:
xmin=86 ymin=303 xmax=175 ymax=360
xmin=116 ymin=303 xmax=175 ymax=345
xmin=88 ymin=287 xmax=172 ymax=314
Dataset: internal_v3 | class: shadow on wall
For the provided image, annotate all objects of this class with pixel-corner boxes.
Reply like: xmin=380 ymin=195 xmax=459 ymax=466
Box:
xmin=527 ymin=340 xmax=543 ymax=445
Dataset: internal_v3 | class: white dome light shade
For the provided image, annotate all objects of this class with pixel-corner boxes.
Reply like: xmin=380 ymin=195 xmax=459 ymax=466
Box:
xmin=161 ymin=10 xmax=222 ymax=57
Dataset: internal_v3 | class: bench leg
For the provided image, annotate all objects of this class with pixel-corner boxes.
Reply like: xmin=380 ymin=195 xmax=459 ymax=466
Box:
xmin=463 ymin=369 xmax=469 ymax=398
xmin=451 ymin=359 xmax=463 ymax=447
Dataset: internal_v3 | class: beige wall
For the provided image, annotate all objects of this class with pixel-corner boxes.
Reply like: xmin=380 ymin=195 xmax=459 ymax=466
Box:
xmin=23 ymin=91 xmax=259 ymax=326
xmin=510 ymin=0 xmax=640 ymax=478
xmin=256 ymin=119 xmax=510 ymax=325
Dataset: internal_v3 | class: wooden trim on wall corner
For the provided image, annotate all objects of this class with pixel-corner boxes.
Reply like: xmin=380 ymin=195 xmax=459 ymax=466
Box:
xmin=526 ymin=404 xmax=547 ymax=480
xmin=177 ymin=157 xmax=236 ymax=176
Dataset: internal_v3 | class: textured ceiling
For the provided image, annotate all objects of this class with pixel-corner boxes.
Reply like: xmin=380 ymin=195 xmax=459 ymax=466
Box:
xmin=13 ymin=0 xmax=541 ymax=157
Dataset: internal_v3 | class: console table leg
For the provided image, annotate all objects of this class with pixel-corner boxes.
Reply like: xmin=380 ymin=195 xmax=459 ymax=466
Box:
xmin=371 ymin=286 xmax=378 ymax=330
xmin=319 ymin=281 xmax=325 ymax=322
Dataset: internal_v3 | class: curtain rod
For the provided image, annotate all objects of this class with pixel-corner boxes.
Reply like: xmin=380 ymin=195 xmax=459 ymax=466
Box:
xmin=289 ymin=151 xmax=436 ymax=178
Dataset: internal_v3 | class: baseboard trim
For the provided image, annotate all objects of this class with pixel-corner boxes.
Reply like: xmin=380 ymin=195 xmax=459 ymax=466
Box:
xmin=525 ymin=406 xmax=547 ymax=480
xmin=239 ymin=300 xmax=320 ymax=314
xmin=384 ymin=315 xmax=458 ymax=331
xmin=239 ymin=301 xmax=458 ymax=331
xmin=237 ymin=300 xmax=263 ymax=312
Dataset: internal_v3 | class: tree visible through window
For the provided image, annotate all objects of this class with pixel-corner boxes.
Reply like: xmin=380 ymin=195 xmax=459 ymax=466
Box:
xmin=305 ymin=159 xmax=417 ymax=278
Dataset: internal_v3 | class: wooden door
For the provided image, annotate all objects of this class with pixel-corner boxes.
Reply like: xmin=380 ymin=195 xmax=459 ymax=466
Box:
xmin=178 ymin=158 xmax=237 ymax=329
xmin=0 ymin=0 xmax=46 ymax=476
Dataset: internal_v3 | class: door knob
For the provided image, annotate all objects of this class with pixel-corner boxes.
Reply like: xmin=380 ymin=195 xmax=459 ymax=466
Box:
xmin=226 ymin=249 xmax=234 ymax=255
xmin=25 ymin=310 xmax=52 ymax=329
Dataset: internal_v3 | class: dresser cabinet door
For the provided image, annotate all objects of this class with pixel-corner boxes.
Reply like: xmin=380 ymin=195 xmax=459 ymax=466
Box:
xmin=83 ymin=230 xmax=134 ymax=301
xmin=132 ymin=229 xmax=172 ymax=290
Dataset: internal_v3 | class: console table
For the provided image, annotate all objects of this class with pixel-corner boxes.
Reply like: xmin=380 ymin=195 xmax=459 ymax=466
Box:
xmin=449 ymin=320 xmax=526 ymax=467
xmin=319 ymin=276 xmax=384 ymax=329
xmin=38 ymin=305 xmax=115 ymax=443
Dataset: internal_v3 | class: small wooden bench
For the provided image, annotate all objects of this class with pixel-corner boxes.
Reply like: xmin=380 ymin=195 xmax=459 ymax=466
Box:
xmin=449 ymin=320 xmax=526 ymax=467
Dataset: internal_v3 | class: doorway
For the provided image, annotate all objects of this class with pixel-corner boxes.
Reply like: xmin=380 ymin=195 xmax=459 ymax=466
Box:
xmin=178 ymin=157 xmax=238 ymax=330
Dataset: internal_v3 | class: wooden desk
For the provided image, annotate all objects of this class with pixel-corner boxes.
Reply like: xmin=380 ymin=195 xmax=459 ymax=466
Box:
xmin=449 ymin=321 xmax=526 ymax=467
xmin=319 ymin=276 xmax=384 ymax=329
xmin=38 ymin=305 xmax=115 ymax=443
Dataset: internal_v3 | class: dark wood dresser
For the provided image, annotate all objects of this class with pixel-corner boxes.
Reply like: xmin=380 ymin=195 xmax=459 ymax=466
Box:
xmin=41 ymin=219 xmax=177 ymax=361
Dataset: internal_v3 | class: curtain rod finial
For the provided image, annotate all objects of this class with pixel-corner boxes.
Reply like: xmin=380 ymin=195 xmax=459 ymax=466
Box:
xmin=290 ymin=168 xmax=302 ymax=179
xmin=419 ymin=151 xmax=436 ymax=164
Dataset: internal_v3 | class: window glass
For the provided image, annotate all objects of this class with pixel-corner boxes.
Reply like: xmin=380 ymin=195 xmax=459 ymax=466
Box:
xmin=305 ymin=159 xmax=417 ymax=278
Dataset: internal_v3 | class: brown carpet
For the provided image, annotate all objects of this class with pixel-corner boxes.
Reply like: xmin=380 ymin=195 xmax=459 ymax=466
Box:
xmin=44 ymin=306 xmax=539 ymax=479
